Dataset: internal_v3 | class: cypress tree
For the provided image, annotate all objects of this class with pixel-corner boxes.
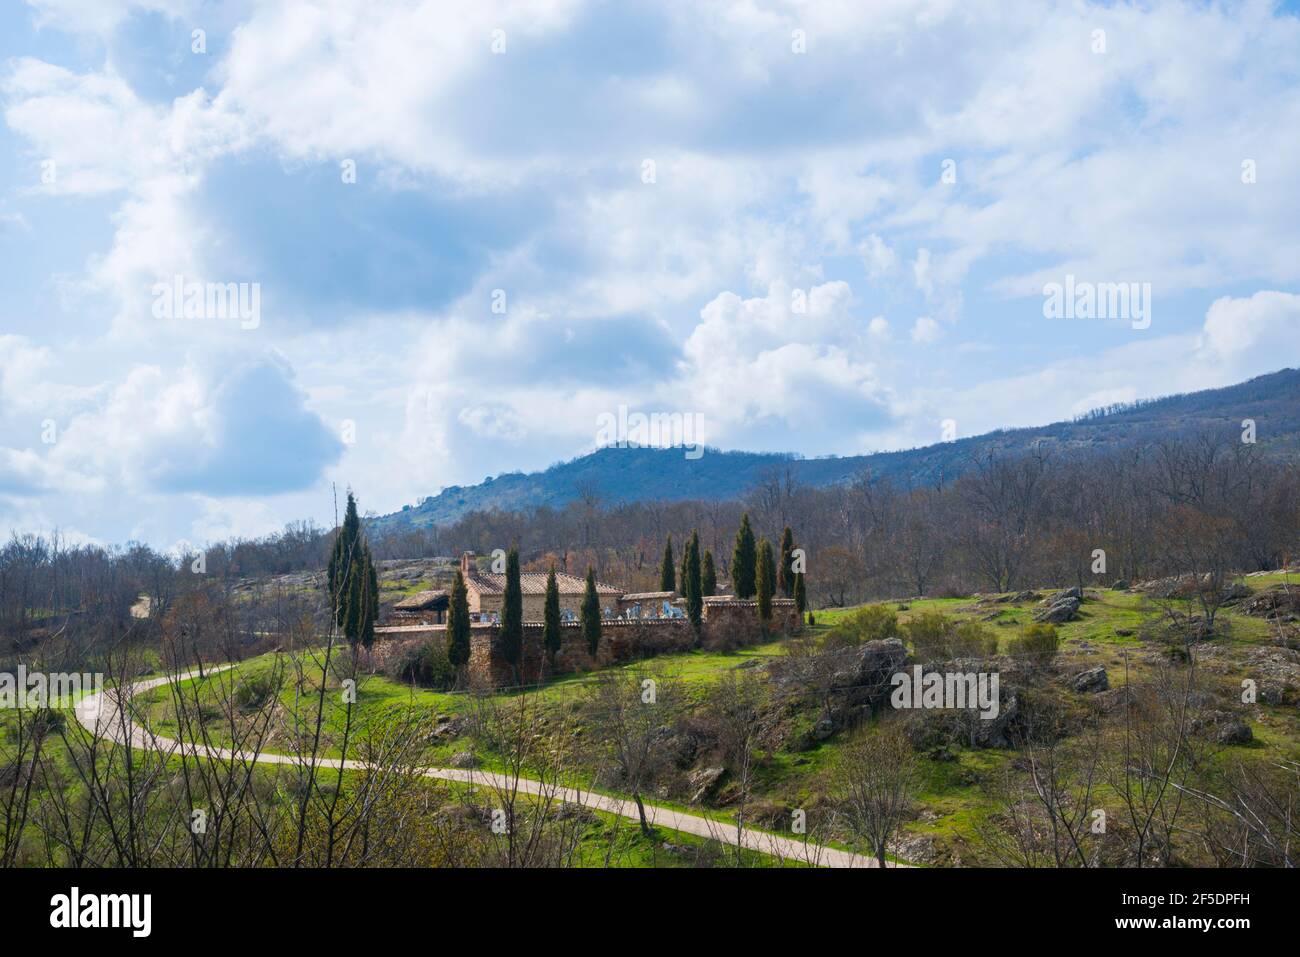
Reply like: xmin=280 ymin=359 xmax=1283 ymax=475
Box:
xmin=778 ymin=526 xmax=796 ymax=597
xmin=360 ymin=549 xmax=378 ymax=648
xmin=762 ymin=537 xmax=777 ymax=603
xmin=794 ymin=570 xmax=807 ymax=617
xmin=542 ymin=566 xmax=562 ymax=669
xmin=659 ymin=536 xmax=676 ymax=593
xmin=327 ymin=491 xmax=360 ymax=628
xmin=684 ymin=530 xmax=703 ymax=629
xmin=731 ymin=513 xmax=757 ymax=599
xmin=327 ymin=490 xmax=378 ymax=650
xmin=756 ymin=538 xmax=775 ymax=621
xmin=701 ymin=549 xmax=717 ymax=597
xmin=447 ymin=569 xmax=471 ymax=672
xmin=500 ymin=545 xmax=523 ymax=673
xmin=581 ymin=566 xmax=602 ymax=657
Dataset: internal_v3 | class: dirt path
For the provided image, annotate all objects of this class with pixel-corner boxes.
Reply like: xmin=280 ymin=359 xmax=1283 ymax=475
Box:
xmin=74 ymin=666 xmax=900 ymax=868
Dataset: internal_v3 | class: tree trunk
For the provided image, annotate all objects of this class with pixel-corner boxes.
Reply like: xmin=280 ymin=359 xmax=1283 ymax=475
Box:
xmin=634 ymin=793 xmax=652 ymax=836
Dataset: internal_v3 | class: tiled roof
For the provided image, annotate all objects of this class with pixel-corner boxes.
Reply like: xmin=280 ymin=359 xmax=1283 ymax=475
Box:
xmin=393 ymin=589 xmax=448 ymax=610
xmin=466 ymin=571 xmax=620 ymax=596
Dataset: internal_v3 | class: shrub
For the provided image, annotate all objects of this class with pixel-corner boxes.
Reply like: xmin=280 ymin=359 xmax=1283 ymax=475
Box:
xmin=393 ymin=639 xmax=458 ymax=690
xmin=1009 ymin=622 xmax=1060 ymax=665
xmin=828 ymin=604 xmax=899 ymax=646
xmin=903 ymin=612 xmax=996 ymax=661
xmin=234 ymin=672 xmax=279 ymax=712
xmin=949 ymin=620 xmax=998 ymax=658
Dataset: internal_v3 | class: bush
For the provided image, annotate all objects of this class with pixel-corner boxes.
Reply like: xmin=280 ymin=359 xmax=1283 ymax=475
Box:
xmin=827 ymin=604 xmax=899 ymax=647
xmin=949 ymin=620 xmax=998 ymax=658
xmin=1009 ymin=622 xmax=1059 ymax=665
xmin=394 ymin=639 xmax=457 ymax=690
xmin=903 ymin=612 xmax=996 ymax=661
xmin=234 ymin=672 xmax=279 ymax=712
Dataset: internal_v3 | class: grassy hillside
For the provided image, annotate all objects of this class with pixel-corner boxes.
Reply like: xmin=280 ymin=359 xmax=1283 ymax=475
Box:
xmin=131 ymin=570 xmax=1300 ymax=867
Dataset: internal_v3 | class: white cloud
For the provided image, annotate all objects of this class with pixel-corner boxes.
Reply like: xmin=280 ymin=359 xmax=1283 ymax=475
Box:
xmin=5 ymin=0 xmax=1300 ymax=544
xmin=911 ymin=316 xmax=942 ymax=344
xmin=1197 ymin=291 xmax=1300 ymax=368
xmin=21 ymin=0 xmax=192 ymax=36
xmin=860 ymin=233 xmax=898 ymax=282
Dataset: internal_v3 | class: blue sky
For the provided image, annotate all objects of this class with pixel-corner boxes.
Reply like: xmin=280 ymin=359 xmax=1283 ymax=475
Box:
xmin=1 ymin=0 xmax=1299 ymax=549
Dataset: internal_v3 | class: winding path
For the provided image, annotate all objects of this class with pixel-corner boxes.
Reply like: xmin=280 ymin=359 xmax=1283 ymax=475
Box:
xmin=74 ymin=666 xmax=898 ymax=868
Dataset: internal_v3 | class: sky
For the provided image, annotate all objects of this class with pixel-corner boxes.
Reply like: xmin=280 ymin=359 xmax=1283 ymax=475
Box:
xmin=1 ymin=0 xmax=1299 ymax=551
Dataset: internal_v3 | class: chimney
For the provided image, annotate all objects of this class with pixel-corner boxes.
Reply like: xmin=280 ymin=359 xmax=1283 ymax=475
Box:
xmin=461 ymin=551 xmax=475 ymax=578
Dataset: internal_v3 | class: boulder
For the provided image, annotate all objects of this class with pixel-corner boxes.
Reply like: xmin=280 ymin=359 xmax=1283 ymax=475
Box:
xmin=688 ymin=766 xmax=725 ymax=804
xmin=1110 ymin=580 xmax=1130 ymax=591
xmin=448 ymin=750 xmax=479 ymax=768
xmin=1069 ymin=666 xmax=1109 ymax=693
xmin=888 ymin=831 xmax=938 ymax=866
xmin=1035 ymin=596 xmax=1081 ymax=623
xmin=1221 ymin=582 xmax=1253 ymax=604
xmin=972 ymin=692 xmax=1020 ymax=749
xmin=769 ymin=638 xmax=907 ymax=731
xmin=1193 ymin=711 xmax=1253 ymax=746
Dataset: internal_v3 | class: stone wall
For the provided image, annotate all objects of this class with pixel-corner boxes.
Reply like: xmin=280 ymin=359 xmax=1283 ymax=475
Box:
xmin=375 ymin=597 xmax=801 ymax=688
xmin=469 ymin=618 xmax=697 ymax=687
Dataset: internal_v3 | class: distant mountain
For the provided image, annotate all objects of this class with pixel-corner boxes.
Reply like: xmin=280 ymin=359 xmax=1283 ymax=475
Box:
xmin=370 ymin=368 xmax=1300 ymax=533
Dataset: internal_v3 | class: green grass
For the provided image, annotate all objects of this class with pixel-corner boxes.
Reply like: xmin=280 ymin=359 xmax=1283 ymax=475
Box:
xmin=119 ymin=572 xmax=1300 ymax=867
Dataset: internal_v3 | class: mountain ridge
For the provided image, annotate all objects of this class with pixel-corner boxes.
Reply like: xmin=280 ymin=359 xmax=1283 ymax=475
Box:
xmin=370 ymin=368 xmax=1300 ymax=533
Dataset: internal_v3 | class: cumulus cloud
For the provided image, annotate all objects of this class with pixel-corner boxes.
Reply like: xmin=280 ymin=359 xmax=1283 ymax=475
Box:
xmin=1197 ymin=291 xmax=1300 ymax=369
xmin=10 ymin=353 xmax=343 ymax=500
xmin=677 ymin=281 xmax=895 ymax=446
xmin=4 ymin=0 xmax=1300 ymax=544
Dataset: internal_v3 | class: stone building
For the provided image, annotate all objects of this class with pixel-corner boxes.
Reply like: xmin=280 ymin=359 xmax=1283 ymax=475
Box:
xmin=374 ymin=594 xmax=799 ymax=688
xmin=460 ymin=552 xmax=621 ymax=621
xmin=617 ymin=591 xmax=681 ymax=618
xmin=391 ymin=589 xmax=448 ymax=624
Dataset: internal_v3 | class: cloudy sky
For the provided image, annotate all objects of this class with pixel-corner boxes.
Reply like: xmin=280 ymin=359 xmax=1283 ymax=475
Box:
xmin=1 ymin=0 xmax=1299 ymax=549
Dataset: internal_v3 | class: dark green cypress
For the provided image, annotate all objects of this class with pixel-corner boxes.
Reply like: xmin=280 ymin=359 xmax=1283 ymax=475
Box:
xmin=684 ymin=530 xmax=703 ymax=628
xmin=731 ymin=513 xmax=757 ymax=599
xmin=794 ymin=570 xmax=807 ymax=617
xmin=581 ymin=566 xmax=602 ymax=657
xmin=327 ymin=490 xmax=378 ymax=649
xmin=500 ymin=546 xmax=523 ymax=672
xmin=542 ymin=566 xmax=562 ymax=668
xmin=659 ymin=536 xmax=676 ymax=593
xmin=327 ymin=491 xmax=360 ymax=630
xmin=778 ymin=526 xmax=796 ymax=597
xmin=701 ymin=549 xmax=717 ymax=597
xmin=447 ymin=569 xmax=471 ymax=671
xmin=360 ymin=548 xmax=378 ymax=648
xmin=756 ymin=538 xmax=775 ymax=621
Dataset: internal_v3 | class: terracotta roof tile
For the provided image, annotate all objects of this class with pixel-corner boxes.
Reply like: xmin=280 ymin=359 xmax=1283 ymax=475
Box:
xmin=393 ymin=589 xmax=448 ymax=610
xmin=467 ymin=571 xmax=620 ymax=596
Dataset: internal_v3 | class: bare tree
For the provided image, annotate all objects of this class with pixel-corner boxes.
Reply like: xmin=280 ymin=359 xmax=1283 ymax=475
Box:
xmin=835 ymin=721 xmax=916 ymax=868
xmin=587 ymin=667 xmax=675 ymax=836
